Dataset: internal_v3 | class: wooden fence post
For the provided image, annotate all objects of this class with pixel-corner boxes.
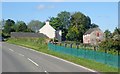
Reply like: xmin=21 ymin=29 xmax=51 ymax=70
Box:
xmin=65 ymin=43 xmax=67 ymax=47
xmin=76 ymin=44 xmax=79 ymax=49
xmin=118 ymin=50 xmax=119 ymax=56
xmin=70 ymin=43 xmax=73 ymax=48
xmin=60 ymin=43 xmax=61 ymax=46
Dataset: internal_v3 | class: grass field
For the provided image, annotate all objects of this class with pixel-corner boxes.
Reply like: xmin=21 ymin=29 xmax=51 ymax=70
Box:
xmin=6 ymin=38 xmax=119 ymax=73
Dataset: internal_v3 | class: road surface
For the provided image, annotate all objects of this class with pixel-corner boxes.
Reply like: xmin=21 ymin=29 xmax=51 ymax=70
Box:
xmin=2 ymin=42 xmax=97 ymax=73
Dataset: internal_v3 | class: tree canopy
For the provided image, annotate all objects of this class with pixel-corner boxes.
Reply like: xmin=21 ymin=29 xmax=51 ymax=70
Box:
xmin=3 ymin=19 xmax=15 ymax=36
xmin=66 ymin=12 xmax=99 ymax=42
xmin=28 ymin=20 xmax=44 ymax=32
xmin=99 ymin=28 xmax=120 ymax=52
xmin=49 ymin=11 xmax=71 ymax=40
xmin=15 ymin=21 xmax=28 ymax=32
xmin=2 ymin=19 xmax=34 ymax=37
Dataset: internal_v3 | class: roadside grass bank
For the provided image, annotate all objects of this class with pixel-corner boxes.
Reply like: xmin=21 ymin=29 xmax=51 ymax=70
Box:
xmin=6 ymin=38 xmax=118 ymax=72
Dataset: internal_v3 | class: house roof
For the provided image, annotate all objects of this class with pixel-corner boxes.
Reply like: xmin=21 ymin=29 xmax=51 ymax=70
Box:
xmin=84 ymin=27 xmax=101 ymax=35
xmin=39 ymin=21 xmax=56 ymax=32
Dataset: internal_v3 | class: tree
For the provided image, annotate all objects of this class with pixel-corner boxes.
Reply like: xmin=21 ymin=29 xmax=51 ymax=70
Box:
xmin=111 ymin=28 xmax=120 ymax=51
xmin=86 ymin=16 xmax=91 ymax=29
xmin=49 ymin=11 xmax=71 ymax=40
xmin=99 ymin=28 xmax=120 ymax=52
xmin=28 ymin=20 xmax=44 ymax=32
xmin=67 ymin=12 xmax=89 ymax=42
xmin=3 ymin=19 xmax=15 ymax=36
xmin=57 ymin=11 xmax=71 ymax=29
xmin=16 ymin=21 xmax=28 ymax=32
xmin=66 ymin=26 xmax=79 ymax=41
xmin=104 ymin=29 xmax=112 ymax=39
xmin=113 ymin=27 xmax=120 ymax=35
xmin=49 ymin=17 xmax=60 ymax=30
xmin=112 ymin=27 xmax=120 ymax=41
xmin=90 ymin=23 xmax=99 ymax=28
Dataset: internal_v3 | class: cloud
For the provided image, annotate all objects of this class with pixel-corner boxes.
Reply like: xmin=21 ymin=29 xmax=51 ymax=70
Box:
xmin=37 ymin=5 xmax=45 ymax=10
xmin=37 ymin=4 xmax=55 ymax=10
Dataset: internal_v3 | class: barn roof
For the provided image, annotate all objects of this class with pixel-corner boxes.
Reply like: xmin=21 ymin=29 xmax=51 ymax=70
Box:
xmin=84 ymin=27 xmax=101 ymax=35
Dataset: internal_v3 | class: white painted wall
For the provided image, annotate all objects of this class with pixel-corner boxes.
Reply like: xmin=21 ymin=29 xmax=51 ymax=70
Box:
xmin=56 ymin=30 xmax=62 ymax=42
xmin=39 ymin=21 xmax=56 ymax=38
xmin=83 ymin=34 xmax=90 ymax=44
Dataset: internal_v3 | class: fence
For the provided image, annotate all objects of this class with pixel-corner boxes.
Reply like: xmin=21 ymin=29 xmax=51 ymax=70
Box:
xmin=48 ymin=43 xmax=119 ymax=68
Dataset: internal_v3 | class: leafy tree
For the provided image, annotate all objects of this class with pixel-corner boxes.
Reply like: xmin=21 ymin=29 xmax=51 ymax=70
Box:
xmin=3 ymin=19 xmax=15 ymax=36
xmin=57 ymin=11 xmax=71 ymax=29
xmin=99 ymin=28 xmax=120 ymax=52
xmin=113 ymin=27 xmax=120 ymax=35
xmin=66 ymin=26 xmax=79 ymax=41
xmin=86 ymin=16 xmax=91 ymax=29
xmin=49 ymin=11 xmax=71 ymax=40
xmin=49 ymin=17 xmax=60 ymax=30
xmin=90 ymin=23 xmax=99 ymax=28
xmin=16 ymin=21 xmax=28 ymax=32
xmin=104 ymin=29 xmax=112 ymax=39
xmin=67 ymin=12 xmax=89 ymax=42
xmin=111 ymin=28 xmax=120 ymax=51
xmin=28 ymin=20 xmax=44 ymax=32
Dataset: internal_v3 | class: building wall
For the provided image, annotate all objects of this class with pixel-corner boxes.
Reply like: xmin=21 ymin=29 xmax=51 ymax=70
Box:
xmin=83 ymin=34 xmax=90 ymax=44
xmin=83 ymin=30 xmax=105 ymax=45
xmin=55 ymin=30 xmax=62 ymax=42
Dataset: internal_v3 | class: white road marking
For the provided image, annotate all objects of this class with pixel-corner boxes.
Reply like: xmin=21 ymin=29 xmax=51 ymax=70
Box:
xmin=18 ymin=53 xmax=24 ymax=56
xmin=9 ymin=49 xmax=14 ymax=52
xmin=45 ymin=71 xmax=49 ymax=74
xmin=44 ymin=71 xmax=47 ymax=72
xmin=27 ymin=58 xmax=39 ymax=67
xmin=18 ymin=45 xmax=97 ymax=72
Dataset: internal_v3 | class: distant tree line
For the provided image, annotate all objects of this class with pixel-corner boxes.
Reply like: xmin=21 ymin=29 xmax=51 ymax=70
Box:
xmin=1 ymin=19 xmax=44 ymax=37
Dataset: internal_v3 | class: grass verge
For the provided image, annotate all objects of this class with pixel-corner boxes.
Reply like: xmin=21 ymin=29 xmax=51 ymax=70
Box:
xmin=6 ymin=38 xmax=118 ymax=73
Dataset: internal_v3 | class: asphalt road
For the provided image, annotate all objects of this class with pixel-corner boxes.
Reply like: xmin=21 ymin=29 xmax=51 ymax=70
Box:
xmin=2 ymin=42 xmax=97 ymax=73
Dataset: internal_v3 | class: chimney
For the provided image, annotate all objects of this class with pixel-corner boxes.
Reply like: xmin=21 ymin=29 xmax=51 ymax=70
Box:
xmin=46 ymin=20 xmax=49 ymax=25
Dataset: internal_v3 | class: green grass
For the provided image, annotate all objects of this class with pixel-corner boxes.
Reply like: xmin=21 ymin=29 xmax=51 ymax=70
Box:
xmin=6 ymin=38 xmax=119 ymax=73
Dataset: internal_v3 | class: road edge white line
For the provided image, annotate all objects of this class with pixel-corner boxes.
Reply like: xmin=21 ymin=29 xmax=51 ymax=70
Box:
xmin=19 ymin=45 xmax=97 ymax=72
xmin=27 ymin=58 xmax=39 ymax=67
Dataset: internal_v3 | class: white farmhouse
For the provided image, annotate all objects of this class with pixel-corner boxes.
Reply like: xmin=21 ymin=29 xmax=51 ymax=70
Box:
xmin=39 ymin=21 xmax=62 ymax=42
